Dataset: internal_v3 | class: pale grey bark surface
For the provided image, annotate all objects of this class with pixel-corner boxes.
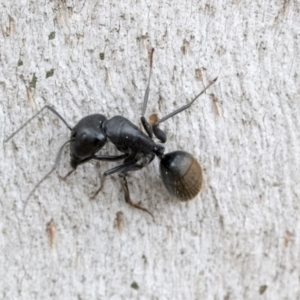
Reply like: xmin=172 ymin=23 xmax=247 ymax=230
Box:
xmin=1 ymin=1 xmax=299 ymax=299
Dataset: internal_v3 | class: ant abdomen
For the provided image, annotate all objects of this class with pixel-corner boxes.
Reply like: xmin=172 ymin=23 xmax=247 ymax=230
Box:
xmin=159 ymin=151 xmax=203 ymax=201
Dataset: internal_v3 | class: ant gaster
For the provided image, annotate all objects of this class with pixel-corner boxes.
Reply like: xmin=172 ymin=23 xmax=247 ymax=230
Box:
xmin=5 ymin=49 xmax=217 ymax=219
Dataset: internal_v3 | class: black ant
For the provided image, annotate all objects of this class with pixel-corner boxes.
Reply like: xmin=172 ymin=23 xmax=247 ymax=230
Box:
xmin=5 ymin=49 xmax=217 ymax=219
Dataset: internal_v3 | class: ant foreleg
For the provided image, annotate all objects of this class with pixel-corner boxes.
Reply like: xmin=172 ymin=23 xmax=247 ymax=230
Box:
xmin=22 ymin=140 xmax=70 ymax=214
xmin=62 ymin=153 xmax=128 ymax=182
xmin=22 ymin=166 xmax=56 ymax=214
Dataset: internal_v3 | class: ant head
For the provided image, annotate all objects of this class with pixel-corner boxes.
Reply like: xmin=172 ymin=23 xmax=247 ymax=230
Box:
xmin=70 ymin=114 xmax=107 ymax=169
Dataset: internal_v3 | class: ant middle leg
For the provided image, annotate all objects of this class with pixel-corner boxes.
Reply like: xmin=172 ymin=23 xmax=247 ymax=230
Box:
xmin=90 ymin=158 xmax=138 ymax=199
xmin=91 ymin=157 xmax=155 ymax=220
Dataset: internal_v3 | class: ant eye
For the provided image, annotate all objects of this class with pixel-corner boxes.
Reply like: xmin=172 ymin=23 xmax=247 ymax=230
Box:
xmin=79 ymin=133 xmax=97 ymax=145
xmin=80 ymin=133 xmax=87 ymax=143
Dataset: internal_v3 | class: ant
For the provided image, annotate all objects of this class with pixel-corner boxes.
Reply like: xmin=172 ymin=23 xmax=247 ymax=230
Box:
xmin=5 ymin=49 xmax=217 ymax=219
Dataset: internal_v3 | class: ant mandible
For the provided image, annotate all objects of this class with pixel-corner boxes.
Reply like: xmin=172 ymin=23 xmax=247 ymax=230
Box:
xmin=5 ymin=48 xmax=217 ymax=219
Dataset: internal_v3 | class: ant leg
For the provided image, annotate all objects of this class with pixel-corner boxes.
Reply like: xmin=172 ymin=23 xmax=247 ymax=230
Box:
xmin=59 ymin=169 xmax=75 ymax=181
xmin=119 ymin=173 xmax=155 ymax=221
xmin=153 ymin=77 xmax=218 ymax=126
xmin=91 ymin=157 xmax=155 ymax=220
xmin=141 ymin=117 xmax=153 ymax=139
xmin=93 ymin=154 xmax=128 ymax=161
xmin=22 ymin=140 xmax=70 ymax=214
xmin=140 ymin=48 xmax=154 ymax=138
xmin=111 ymin=159 xmax=155 ymax=219
xmin=22 ymin=166 xmax=56 ymax=214
xmin=61 ymin=154 xmax=128 ymax=182
xmin=90 ymin=172 xmax=107 ymax=199
xmin=141 ymin=48 xmax=154 ymax=117
xmin=91 ymin=159 xmax=135 ymax=199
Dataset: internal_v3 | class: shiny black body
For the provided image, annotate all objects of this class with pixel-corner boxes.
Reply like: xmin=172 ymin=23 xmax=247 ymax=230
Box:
xmin=104 ymin=116 xmax=164 ymax=158
xmin=69 ymin=114 xmax=165 ymax=178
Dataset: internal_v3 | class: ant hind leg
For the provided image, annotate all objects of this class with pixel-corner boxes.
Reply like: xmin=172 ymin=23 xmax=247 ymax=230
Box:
xmin=119 ymin=173 xmax=155 ymax=221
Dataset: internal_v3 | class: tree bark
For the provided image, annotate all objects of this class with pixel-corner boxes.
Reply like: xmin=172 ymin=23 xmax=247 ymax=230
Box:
xmin=1 ymin=1 xmax=299 ymax=299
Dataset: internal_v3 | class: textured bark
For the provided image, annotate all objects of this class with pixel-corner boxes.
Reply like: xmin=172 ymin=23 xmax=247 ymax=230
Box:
xmin=1 ymin=1 xmax=299 ymax=299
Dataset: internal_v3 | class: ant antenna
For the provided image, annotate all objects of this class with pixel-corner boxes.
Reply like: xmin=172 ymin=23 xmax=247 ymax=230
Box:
xmin=4 ymin=105 xmax=72 ymax=143
xmin=22 ymin=139 xmax=71 ymax=214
